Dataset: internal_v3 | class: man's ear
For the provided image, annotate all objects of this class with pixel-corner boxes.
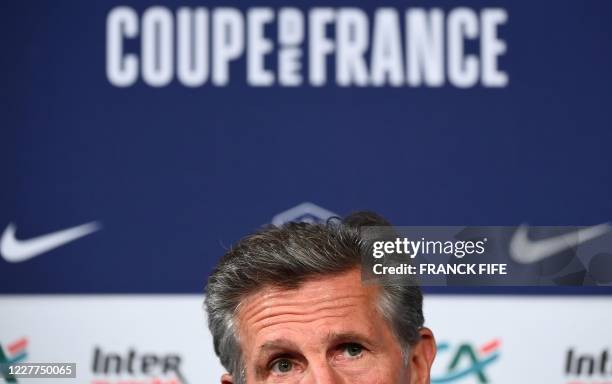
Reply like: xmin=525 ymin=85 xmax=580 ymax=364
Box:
xmin=409 ymin=327 xmax=437 ymax=384
xmin=221 ymin=373 xmax=234 ymax=384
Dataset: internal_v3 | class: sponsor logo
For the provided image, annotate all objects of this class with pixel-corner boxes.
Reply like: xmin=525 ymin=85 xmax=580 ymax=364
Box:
xmin=565 ymin=348 xmax=612 ymax=384
xmin=432 ymin=339 xmax=501 ymax=383
xmin=509 ymin=224 xmax=612 ymax=264
xmin=271 ymin=202 xmax=337 ymax=226
xmin=0 ymin=337 xmax=28 ymax=383
xmin=91 ymin=347 xmax=187 ymax=384
xmin=0 ymin=221 xmax=101 ymax=263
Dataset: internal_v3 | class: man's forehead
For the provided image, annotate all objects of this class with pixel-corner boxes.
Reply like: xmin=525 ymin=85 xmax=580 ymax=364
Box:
xmin=237 ymin=268 xmax=377 ymax=315
xmin=235 ymin=268 xmax=383 ymax=341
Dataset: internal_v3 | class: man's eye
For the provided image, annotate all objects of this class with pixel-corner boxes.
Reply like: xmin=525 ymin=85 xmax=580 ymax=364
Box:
xmin=271 ymin=358 xmax=293 ymax=374
xmin=342 ymin=343 xmax=364 ymax=358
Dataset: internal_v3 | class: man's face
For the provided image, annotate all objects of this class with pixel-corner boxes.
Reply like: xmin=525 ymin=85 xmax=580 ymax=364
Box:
xmin=222 ymin=268 xmax=436 ymax=384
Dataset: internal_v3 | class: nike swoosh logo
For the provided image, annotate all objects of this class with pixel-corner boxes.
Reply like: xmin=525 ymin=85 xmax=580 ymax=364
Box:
xmin=0 ymin=221 xmax=102 ymax=263
xmin=509 ymin=223 xmax=612 ymax=264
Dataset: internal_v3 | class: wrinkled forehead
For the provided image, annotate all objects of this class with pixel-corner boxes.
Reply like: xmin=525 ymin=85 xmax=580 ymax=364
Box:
xmin=234 ymin=268 xmax=385 ymax=353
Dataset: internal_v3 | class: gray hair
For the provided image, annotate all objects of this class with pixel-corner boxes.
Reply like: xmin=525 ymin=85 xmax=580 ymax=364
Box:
xmin=204 ymin=212 xmax=424 ymax=383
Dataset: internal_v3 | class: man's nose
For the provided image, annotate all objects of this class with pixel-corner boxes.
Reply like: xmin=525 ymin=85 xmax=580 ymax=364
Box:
xmin=304 ymin=362 xmax=346 ymax=384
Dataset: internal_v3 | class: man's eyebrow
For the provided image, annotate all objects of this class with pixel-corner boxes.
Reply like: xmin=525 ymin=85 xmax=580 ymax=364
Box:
xmin=325 ymin=331 xmax=379 ymax=347
xmin=258 ymin=338 xmax=300 ymax=353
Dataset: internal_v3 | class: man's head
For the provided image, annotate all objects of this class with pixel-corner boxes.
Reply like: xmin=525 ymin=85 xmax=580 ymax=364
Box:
xmin=205 ymin=212 xmax=436 ymax=384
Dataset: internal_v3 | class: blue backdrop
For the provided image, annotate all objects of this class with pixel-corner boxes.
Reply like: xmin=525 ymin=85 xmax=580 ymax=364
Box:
xmin=1 ymin=1 xmax=611 ymax=293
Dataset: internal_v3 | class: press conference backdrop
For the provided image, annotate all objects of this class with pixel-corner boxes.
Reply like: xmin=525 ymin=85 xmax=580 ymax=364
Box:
xmin=1 ymin=1 xmax=611 ymax=383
